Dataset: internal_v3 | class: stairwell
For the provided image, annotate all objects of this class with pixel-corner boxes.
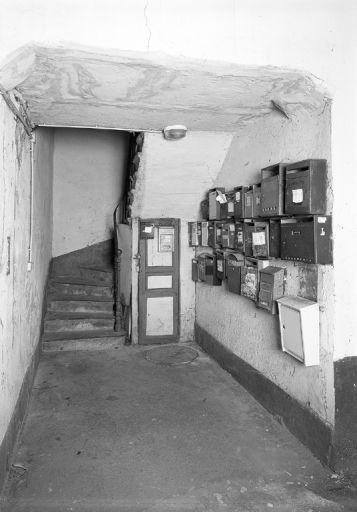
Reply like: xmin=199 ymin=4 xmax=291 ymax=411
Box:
xmin=42 ymin=250 xmax=126 ymax=351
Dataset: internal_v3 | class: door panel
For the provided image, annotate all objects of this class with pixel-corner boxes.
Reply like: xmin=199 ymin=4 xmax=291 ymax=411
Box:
xmin=138 ymin=219 xmax=180 ymax=345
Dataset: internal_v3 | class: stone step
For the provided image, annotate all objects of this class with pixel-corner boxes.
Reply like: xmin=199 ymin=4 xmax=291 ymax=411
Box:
xmin=42 ymin=328 xmax=125 ymax=342
xmin=47 ymin=299 xmax=113 ymax=314
xmin=42 ymin=335 xmax=126 ymax=352
xmin=48 ymin=282 xmax=113 ymax=299
xmin=52 ymin=267 xmax=114 ymax=284
xmin=44 ymin=316 xmax=114 ymax=333
xmin=50 ymin=275 xmax=113 ymax=287
xmin=48 ymin=293 xmax=113 ymax=303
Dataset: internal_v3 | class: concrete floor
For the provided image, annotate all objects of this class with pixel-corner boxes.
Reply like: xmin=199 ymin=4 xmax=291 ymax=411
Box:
xmin=1 ymin=344 xmax=355 ymax=512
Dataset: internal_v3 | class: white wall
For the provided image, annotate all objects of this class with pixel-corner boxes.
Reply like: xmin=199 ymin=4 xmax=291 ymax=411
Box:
xmin=131 ymin=132 xmax=233 ymax=343
xmin=0 ymin=109 xmax=53 ymax=445
xmin=52 ymin=128 xmax=129 ymax=257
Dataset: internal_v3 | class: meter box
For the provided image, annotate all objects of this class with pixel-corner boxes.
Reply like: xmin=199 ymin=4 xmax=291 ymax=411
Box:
xmin=200 ymin=198 xmax=209 ymax=220
xmin=201 ymin=221 xmax=211 ymax=247
xmin=216 ymin=250 xmax=225 ymax=280
xmin=280 ymin=216 xmax=332 ymax=265
xmin=244 ymin=187 xmax=254 ymax=218
xmin=276 ymin=296 xmax=319 ymax=366
xmin=260 ymin=163 xmax=287 ymax=216
xmin=215 ymin=221 xmax=223 ymax=247
xmin=252 ymin=221 xmax=269 ymax=258
xmin=221 ymin=190 xmax=236 ymax=220
xmin=285 ymin=159 xmax=327 ymax=215
xmin=226 ymin=252 xmax=244 ymax=295
xmin=269 ymin=219 xmax=281 ymax=258
xmin=233 ymin=186 xmax=246 ymax=219
xmin=252 ymin=184 xmax=262 ymax=218
xmin=197 ymin=253 xmax=222 ymax=286
xmin=243 ymin=222 xmax=255 ymax=257
xmin=221 ymin=222 xmax=236 ymax=249
xmin=208 ymin=188 xmax=226 ymax=220
xmin=257 ymin=266 xmax=285 ymax=314
xmin=241 ymin=258 xmax=270 ymax=301
xmin=235 ymin=222 xmax=245 ymax=253
xmin=192 ymin=258 xmax=199 ymax=282
xmin=188 ymin=222 xmax=201 ymax=247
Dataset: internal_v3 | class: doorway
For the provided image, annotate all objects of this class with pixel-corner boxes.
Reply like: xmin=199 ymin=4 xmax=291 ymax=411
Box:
xmin=138 ymin=218 xmax=180 ymax=345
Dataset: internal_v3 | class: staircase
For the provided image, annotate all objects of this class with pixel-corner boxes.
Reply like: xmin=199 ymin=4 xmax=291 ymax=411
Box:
xmin=42 ymin=264 xmax=126 ymax=352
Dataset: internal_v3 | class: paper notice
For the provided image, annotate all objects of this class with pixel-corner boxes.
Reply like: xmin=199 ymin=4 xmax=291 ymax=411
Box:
xmin=292 ymin=188 xmax=303 ymax=203
xmin=216 ymin=191 xmax=227 ymax=204
xmin=252 ymin=231 xmax=266 ymax=246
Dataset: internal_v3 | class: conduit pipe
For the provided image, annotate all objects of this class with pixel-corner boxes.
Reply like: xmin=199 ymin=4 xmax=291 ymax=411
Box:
xmin=28 ymin=133 xmax=35 ymax=271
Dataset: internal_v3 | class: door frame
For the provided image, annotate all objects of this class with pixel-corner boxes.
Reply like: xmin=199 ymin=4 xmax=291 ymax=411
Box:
xmin=138 ymin=218 xmax=180 ymax=345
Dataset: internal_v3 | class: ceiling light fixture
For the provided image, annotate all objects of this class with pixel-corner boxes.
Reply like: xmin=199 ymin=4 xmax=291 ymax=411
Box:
xmin=163 ymin=124 xmax=187 ymax=140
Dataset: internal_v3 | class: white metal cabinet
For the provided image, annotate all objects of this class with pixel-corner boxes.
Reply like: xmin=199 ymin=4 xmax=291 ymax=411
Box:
xmin=276 ymin=296 xmax=319 ymax=366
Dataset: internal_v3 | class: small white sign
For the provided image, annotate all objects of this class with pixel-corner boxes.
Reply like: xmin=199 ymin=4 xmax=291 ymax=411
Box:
xmin=252 ymin=232 xmax=266 ymax=246
xmin=292 ymin=188 xmax=303 ymax=204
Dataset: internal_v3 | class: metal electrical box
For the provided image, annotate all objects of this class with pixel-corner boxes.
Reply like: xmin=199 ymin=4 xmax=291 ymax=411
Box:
xmin=233 ymin=186 xmax=246 ymax=219
xmin=244 ymin=187 xmax=254 ymax=218
xmin=208 ymin=188 xmax=226 ymax=220
xmin=200 ymin=198 xmax=209 ymax=220
xmin=280 ymin=216 xmax=333 ymax=265
xmin=197 ymin=253 xmax=222 ymax=286
xmin=260 ymin=163 xmax=287 ymax=216
xmin=269 ymin=219 xmax=281 ymax=258
xmin=257 ymin=266 xmax=285 ymax=314
xmin=192 ymin=258 xmax=199 ymax=281
xmin=222 ymin=190 xmax=236 ymax=220
xmin=252 ymin=221 xmax=269 ymax=258
xmin=215 ymin=221 xmax=223 ymax=247
xmin=201 ymin=221 xmax=211 ymax=247
xmin=252 ymin=184 xmax=262 ymax=218
xmin=285 ymin=159 xmax=327 ymax=215
xmin=226 ymin=252 xmax=244 ymax=294
xmin=188 ymin=222 xmax=201 ymax=247
xmin=243 ymin=222 xmax=255 ymax=257
xmin=235 ymin=222 xmax=245 ymax=253
xmin=216 ymin=250 xmax=225 ymax=280
xmin=277 ymin=296 xmax=319 ymax=366
xmin=221 ymin=222 xmax=235 ymax=249
xmin=241 ymin=258 xmax=270 ymax=301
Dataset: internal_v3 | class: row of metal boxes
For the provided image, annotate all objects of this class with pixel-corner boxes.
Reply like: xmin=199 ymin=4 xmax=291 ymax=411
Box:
xmin=192 ymin=253 xmax=286 ymax=314
xmin=202 ymin=159 xmax=327 ymax=221
xmin=189 ymin=215 xmax=332 ymax=265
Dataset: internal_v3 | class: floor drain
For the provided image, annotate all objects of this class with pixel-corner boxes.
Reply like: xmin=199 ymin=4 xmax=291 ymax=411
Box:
xmin=144 ymin=345 xmax=199 ymax=365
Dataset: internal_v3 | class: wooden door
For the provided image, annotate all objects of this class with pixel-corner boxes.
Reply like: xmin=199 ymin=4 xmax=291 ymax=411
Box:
xmin=138 ymin=219 xmax=180 ymax=345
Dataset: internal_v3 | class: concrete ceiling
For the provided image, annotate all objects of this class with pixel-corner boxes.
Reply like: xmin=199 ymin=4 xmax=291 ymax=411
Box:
xmin=0 ymin=44 xmax=328 ymax=132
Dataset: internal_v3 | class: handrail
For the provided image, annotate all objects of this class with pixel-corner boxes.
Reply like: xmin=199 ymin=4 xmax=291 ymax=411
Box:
xmin=113 ymin=201 xmax=123 ymax=332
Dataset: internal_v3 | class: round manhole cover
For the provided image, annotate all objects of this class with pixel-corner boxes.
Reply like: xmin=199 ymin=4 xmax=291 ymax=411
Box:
xmin=144 ymin=345 xmax=199 ymax=366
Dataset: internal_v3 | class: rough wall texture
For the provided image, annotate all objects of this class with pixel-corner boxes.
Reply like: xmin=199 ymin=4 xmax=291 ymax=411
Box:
xmin=52 ymin=128 xmax=129 ymax=257
xmin=196 ymin=107 xmax=335 ymax=425
xmin=0 ymin=45 xmax=326 ymax=132
xmin=131 ymin=132 xmax=233 ymax=343
xmin=0 ymin=108 xmax=54 ymax=446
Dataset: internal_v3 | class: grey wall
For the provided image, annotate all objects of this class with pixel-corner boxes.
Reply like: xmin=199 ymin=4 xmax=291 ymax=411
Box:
xmin=0 ymin=108 xmax=54 ymax=448
xmin=53 ymin=128 xmax=129 ymax=257
xmin=196 ymin=107 xmax=334 ymax=426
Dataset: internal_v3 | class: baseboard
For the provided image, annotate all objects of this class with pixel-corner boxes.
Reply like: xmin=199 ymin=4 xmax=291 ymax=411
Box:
xmin=195 ymin=323 xmax=333 ymax=466
xmin=333 ymin=357 xmax=357 ymax=479
xmin=0 ymin=341 xmax=41 ymax=493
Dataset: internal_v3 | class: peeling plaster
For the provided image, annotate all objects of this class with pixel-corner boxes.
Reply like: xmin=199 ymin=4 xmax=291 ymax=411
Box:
xmin=0 ymin=44 xmax=329 ymax=132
